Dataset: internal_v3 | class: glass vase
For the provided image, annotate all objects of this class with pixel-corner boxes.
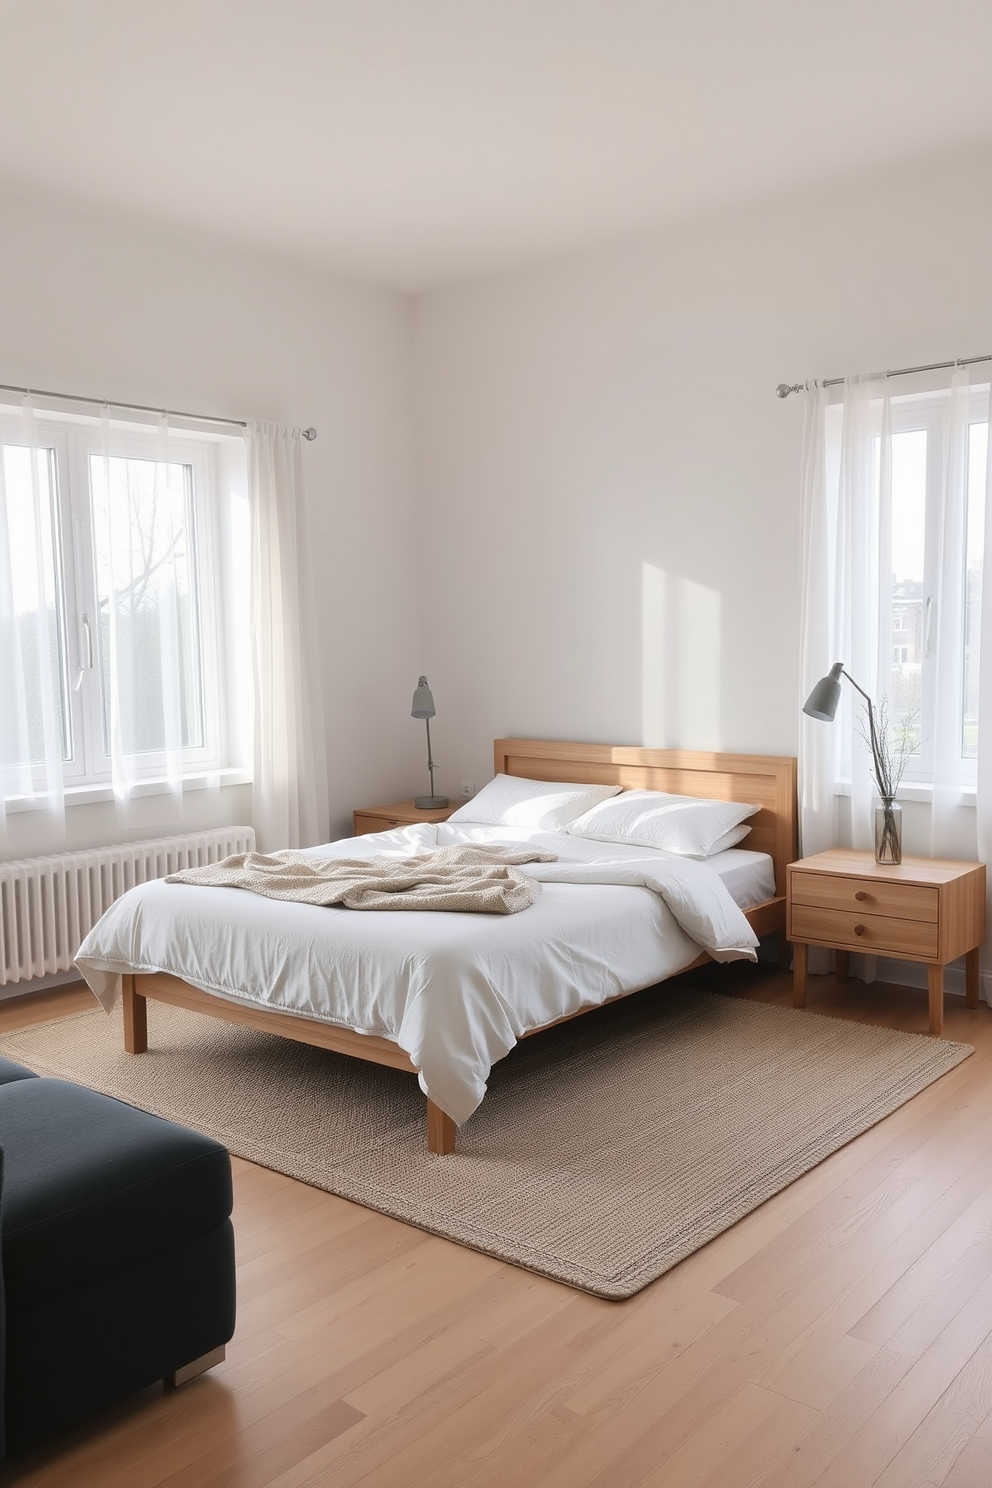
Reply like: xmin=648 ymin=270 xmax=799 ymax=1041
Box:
xmin=874 ymin=797 xmax=902 ymax=865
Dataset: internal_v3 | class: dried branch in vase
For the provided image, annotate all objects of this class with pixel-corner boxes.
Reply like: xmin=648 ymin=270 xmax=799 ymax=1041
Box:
xmin=856 ymin=695 xmax=918 ymax=802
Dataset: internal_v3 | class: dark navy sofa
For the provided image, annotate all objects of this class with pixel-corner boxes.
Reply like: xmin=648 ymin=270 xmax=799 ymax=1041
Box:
xmin=0 ymin=1053 xmax=235 ymax=1460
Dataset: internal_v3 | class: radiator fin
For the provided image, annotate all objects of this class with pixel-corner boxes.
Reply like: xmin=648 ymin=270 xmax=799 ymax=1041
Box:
xmin=0 ymin=826 xmax=255 ymax=985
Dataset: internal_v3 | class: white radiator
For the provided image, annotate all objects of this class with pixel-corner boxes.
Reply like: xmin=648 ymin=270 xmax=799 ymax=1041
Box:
xmin=0 ymin=826 xmax=255 ymax=986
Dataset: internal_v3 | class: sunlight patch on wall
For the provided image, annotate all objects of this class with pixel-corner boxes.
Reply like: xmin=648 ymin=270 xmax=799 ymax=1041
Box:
xmin=641 ymin=564 xmax=721 ymax=749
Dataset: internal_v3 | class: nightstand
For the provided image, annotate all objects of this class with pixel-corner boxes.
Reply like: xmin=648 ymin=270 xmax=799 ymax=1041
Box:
xmin=787 ymin=849 xmax=986 ymax=1035
xmin=352 ymin=798 xmax=460 ymax=836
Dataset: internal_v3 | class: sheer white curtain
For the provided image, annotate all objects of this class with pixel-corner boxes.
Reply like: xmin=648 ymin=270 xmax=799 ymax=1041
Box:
xmin=247 ymin=421 xmax=329 ymax=850
xmin=0 ymin=396 xmax=65 ymax=837
xmin=96 ymin=410 xmax=185 ymax=816
xmin=929 ymin=369 xmax=988 ymax=857
xmin=799 ymin=376 xmax=883 ymax=862
xmin=799 ymin=369 xmax=992 ymax=996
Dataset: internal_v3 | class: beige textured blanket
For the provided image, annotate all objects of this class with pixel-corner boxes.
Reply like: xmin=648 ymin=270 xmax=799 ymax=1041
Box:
xmin=165 ymin=844 xmax=558 ymax=914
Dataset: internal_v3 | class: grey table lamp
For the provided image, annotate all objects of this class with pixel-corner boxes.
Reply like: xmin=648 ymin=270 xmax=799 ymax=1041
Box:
xmin=803 ymin=660 xmax=904 ymax=863
xmin=411 ymin=676 xmax=449 ymax=808
xmin=803 ymin=660 xmax=880 ymax=762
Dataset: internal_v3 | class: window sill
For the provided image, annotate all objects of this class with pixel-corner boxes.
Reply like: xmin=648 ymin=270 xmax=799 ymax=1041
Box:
xmin=3 ymin=768 xmax=253 ymax=814
xmin=831 ymin=780 xmax=977 ymax=806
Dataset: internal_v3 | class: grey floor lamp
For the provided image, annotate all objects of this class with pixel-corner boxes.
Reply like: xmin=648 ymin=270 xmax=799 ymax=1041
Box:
xmin=411 ymin=676 xmax=449 ymax=808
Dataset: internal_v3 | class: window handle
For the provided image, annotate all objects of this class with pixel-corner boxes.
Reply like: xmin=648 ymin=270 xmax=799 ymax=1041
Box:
xmin=924 ymin=596 xmax=934 ymax=657
xmin=75 ymin=614 xmax=93 ymax=691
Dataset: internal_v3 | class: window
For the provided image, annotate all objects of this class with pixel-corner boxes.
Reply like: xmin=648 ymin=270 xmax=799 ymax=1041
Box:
xmin=826 ymin=381 xmax=989 ymax=787
xmin=883 ymin=391 xmax=986 ymax=780
xmin=0 ymin=408 xmax=250 ymax=799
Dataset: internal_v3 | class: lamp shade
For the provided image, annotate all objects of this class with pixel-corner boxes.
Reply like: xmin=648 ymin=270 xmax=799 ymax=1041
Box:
xmin=411 ymin=676 xmax=436 ymax=720
xmin=802 ymin=662 xmax=845 ymax=722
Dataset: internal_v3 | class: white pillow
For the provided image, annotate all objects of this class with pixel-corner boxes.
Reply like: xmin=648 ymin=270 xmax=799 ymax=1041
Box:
xmin=566 ymin=789 xmax=759 ymax=857
xmin=687 ymin=823 xmax=753 ymax=857
xmin=446 ymin=774 xmax=622 ymax=831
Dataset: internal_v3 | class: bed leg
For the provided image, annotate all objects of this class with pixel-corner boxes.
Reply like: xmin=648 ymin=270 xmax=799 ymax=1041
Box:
xmin=427 ymin=1100 xmax=457 ymax=1155
xmin=123 ymin=974 xmax=148 ymax=1054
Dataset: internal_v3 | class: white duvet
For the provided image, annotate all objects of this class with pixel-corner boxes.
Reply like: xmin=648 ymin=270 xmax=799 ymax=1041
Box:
xmin=75 ymin=823 xmax=769 ymax=1125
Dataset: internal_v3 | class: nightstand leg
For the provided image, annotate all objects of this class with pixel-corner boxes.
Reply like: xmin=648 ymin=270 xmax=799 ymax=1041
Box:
xmin=965 ymin=947 xmax=981 ymax=1009
xmin=927 ymin=964 xmax=945 ymax=1036
xmin=835 ymin=950 xmax=849 ymax=984
xmin=778 ymin=932 xmax=791 ymax=973
xmin=793 ymin=942 xmax=808 ymax=1008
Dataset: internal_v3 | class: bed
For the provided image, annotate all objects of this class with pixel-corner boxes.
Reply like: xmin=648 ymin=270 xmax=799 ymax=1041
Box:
xmin=76 ymin=739 xmax=797 ymax=1153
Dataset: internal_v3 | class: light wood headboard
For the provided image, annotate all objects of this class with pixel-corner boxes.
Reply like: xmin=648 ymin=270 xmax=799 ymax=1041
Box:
xmin=494 ymin=738 xmax=798 ymax=900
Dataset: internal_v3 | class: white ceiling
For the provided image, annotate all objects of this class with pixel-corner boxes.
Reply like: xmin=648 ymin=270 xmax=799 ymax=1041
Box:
xmin=3 ymin=0 xmax=992 ymax=293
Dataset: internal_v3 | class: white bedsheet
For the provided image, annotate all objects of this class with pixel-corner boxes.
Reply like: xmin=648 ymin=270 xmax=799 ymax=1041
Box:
xmin=75 ymin=823 xmax=772 ymax=1125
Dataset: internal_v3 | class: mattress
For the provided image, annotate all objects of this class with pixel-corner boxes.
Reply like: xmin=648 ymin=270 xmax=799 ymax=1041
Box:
xmin=706 ymin=846 xmax=776 ymax=910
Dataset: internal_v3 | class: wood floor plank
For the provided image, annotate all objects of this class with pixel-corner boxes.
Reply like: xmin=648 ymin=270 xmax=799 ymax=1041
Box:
xmin=563 ymin=1287 xmax=739 ymax=1416
xmin=850 ymin=1185 xmax=992 ymax=1354
xmin=753 ymin=1347 xmax=914 ymax=1488
xmin=938 ymin=1396 xmax=992 ymax=1488
xmin=717 ymin=1132 xmax=992 ymax=1307
xmin=462 ymin=1402 xmax=593 ymax=1488
xmin=637 ymin=1383 xmax=817 ymax=1488
xmin=342 ymin=1317 xmax=596 ymax=1488
xmin=759 ymin=1331 xmax=881 ymax=1412
xmin=806 ymin=1278 xmax=992 ymax=1488
xmin=872 ymin=1327 xmax=992 ymax=1487
xmin=151 ymin=1396 xmax=366 ymax=1488
xmin=268 ymin=1304 xmax=594 ymax=1488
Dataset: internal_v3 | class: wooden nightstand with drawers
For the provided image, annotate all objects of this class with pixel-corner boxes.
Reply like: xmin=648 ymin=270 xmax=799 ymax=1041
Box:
xmin=352 ymin=798 xmax=460 ymax=836
xmin=787 ymin=849 xmax=985 ymax=1036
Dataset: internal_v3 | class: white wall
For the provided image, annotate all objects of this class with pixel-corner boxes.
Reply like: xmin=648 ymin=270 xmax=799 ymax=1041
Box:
xmin=412 ymin=149 xmax=992 ymax=834
xmin=0 ymin=182 xmax=420 ymax=860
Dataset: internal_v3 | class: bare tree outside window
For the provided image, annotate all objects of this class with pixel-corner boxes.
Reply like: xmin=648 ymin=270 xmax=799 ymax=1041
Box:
xmin=89 ymin=454 xmax=205 ymax=757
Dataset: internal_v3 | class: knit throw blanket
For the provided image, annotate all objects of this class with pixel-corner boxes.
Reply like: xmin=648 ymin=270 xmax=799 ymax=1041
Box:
xmin=165 ymin=844 xmax=558 ymax=914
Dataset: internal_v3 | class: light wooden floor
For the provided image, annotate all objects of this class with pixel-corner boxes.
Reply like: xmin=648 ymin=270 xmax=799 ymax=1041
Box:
xmin=3 ymin=967 xmax=992 ymax=1487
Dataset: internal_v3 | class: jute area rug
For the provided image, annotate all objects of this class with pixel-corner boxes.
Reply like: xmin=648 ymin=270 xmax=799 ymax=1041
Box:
xmin=1 ymin=988 xmax=971 ymax=1299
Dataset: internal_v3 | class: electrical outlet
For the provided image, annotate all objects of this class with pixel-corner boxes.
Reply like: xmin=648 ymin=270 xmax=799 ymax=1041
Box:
xmin=460 ymin=782 xmax=476 ymax=799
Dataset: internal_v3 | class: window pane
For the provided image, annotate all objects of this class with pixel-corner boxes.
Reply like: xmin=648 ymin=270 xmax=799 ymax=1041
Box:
xmin=963 ymin=421 xmax=987 ymax=759
xmin=886 ymin=429 xmax=927 ymax=754
xmin=89 ymin=454 xmax=205 ymax=755
xmin=0 ymin=443 xmax=70 ymax=763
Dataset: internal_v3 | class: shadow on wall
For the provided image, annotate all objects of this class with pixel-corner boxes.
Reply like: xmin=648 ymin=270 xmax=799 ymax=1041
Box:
xmin=642 ymin=562 xmax=722 ymax=750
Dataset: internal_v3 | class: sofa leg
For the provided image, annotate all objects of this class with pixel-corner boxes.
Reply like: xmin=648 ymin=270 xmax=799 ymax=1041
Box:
xmin=166 ymin=1344 xmax=226 ymax=1387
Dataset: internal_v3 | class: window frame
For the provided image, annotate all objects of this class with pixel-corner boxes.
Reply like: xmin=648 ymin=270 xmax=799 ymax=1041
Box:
xmin=0 ymin=407 xmax=247 ymax=799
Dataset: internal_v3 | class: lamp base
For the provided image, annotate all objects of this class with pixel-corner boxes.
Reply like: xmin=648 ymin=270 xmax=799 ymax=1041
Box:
xmin=415 ymin=795 xmax=449 ymax=809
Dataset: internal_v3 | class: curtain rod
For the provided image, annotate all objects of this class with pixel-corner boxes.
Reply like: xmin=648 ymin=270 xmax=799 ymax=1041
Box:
xmin=0 ymin=381 xmax=317 ymax=440
xmin=776 ymin=352 xmax=992 ymax=399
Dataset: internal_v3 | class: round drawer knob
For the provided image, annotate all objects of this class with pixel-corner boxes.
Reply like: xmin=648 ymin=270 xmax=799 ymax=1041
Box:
xmin=854 ymin=890 xmax=868 ymax=901
xmin=854 ymin=923 xmax=866 ymax=936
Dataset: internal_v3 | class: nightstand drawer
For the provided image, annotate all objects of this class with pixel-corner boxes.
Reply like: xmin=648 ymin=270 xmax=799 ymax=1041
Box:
xmin=353 ymin=812 xmax=402 ymax=835
xmin=790 ymin=903 xmax=939 ymax=958
xmin=353 ymin=799 xmax=458 ymax=836
xmin=789 ymin=871 xmax=938 ymax=923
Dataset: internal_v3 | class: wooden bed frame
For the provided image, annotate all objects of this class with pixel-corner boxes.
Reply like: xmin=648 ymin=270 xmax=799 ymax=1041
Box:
xmin=121 ymin=738 xmax=798 ymax=1155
